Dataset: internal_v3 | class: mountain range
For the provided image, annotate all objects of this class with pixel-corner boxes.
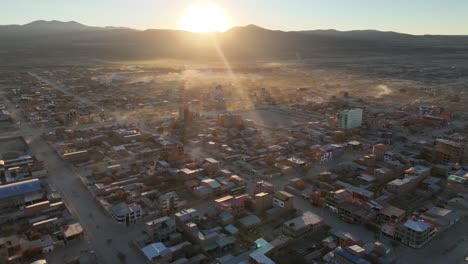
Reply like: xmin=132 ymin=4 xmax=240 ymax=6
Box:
xmin=1 ymin=20 xmax=467 ymax=61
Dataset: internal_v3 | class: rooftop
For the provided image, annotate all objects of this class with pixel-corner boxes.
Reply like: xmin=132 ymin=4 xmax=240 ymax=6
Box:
xmin=0 ymin=178 xmax=41 ymax=200
xmin=141 ymin=242 xmax=170 ymax=261
xmin=274 ymin=191 xmax=294 ymax=201
xmin=111 ymin=203 xmax=142 ymax=217
xmin=403 ymin=219 xmax=431 ymax=232
xmin=379 ymin=205 xmax=405 ymax=218
xmin=283 ymin=211 xmax=322 ymax=230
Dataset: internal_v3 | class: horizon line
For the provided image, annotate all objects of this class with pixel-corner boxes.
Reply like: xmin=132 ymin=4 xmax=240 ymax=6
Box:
xmin=2 ymin=19 xmax=468 ymax=36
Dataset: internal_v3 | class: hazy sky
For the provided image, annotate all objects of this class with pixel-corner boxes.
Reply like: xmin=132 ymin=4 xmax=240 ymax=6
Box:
xmin=2 ymin=0 xmax=467 ymax=35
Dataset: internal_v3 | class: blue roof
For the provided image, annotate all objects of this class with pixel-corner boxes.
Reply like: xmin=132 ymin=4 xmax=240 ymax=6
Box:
xmin=0 ymin=179 xmax=41 ymax=200
xmin=336 ymin=248 xmax=370 ymax=264
xmin=404 ymin=219 xmax=430 ymax=232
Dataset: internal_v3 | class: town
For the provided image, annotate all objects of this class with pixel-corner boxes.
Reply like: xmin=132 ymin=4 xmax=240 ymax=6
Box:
xmin=0 ymin=63 xmax=466 ymax=264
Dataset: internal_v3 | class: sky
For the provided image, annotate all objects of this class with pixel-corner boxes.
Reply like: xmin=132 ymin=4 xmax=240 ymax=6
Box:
xmin=1 ymin=0 xmax=468 ymax=35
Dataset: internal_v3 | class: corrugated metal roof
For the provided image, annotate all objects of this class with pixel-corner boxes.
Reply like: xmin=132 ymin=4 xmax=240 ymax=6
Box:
xmin=0 ymin=178 xmax=41 ymax=200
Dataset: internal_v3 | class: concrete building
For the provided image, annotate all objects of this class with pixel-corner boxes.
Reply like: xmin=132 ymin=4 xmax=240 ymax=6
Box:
xmin=386 ymin=175 xmax=422 ymax=194
xmin=272 ymin=191 xmax=294 ymax=210
xmin=159 ymin=191 xmax=178 ymax=213
xmin=255 ymin=181 xmax=274 ymax=194
xmin=377 ymin=205 xmax=406 ymax=224
xmin=373 ymin=144 xmax=392 ymax=161
xmin=447 ymin=171 xmax=468 ymax=194
xmin=214 ymin=195 xmax=246 ymax=215
xmin=111 ymin=203 xmax=143 ymax=226
xmin=145 ymin=216 xmax=176 ymax=242
xmin=420 ymin=206 xmax=462 ymax=231
xmin=395 ymin=218 xmax=436 ymax=248
xmin=338 ymin=108 xmax=363 ymax=129
xmin=174 ymin=208 xmax=200 ymax=227
xmin=434 ymin=139 xmax=465 ymax=163
xmin=282 ymin=211 xmax=323 ymax=237
xmin=253 ymin=192 xmax=272 ymax=212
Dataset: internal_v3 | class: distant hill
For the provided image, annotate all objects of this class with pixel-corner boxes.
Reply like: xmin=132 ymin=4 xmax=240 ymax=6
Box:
xmin=1 ymin=20 xmax=467 ymax=61
xmin=0 ymin=20 xmax=131 ymax=36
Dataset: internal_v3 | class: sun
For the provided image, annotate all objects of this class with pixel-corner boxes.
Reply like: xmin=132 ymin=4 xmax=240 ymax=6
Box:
xmin=180 ymin=2 xmax=231 ymax=32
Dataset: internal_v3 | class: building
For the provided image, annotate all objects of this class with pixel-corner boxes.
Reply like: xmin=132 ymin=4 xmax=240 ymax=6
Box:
xmin=253 ymin=192 xmax=273 ymax=212
xmin=273 ymin=191 xmax=294 ymax=210
xmin=372 ymin=144 xmax=392 ymax=161
xmin=175 ymin=208 xmax=200 ymax=227
xmin=141 ymin=242 xmax=172 ymax=263
xmin=338 ymin=108 xmax=363 ymax=129
xmin=334 ymin=247 xmax=371 ymax=264
xmin=377 ymin=205 xmax=406 ymax=224
xmin=282 ymin=211 xmax=323 ymax=237
xmin=338 ymin=201 xmax=377 ymax=224
xmin=385 ymin=166 xmax=429 ymax=194
xmin=386 ymin=175 xmax=422 ymax=194
xmin=159 ymin=191 xmax=178 ymax=213
xmin=447 ymin=171 xmax=468 ymax=194
xmin=249 ymin=238 xmax=275 ymax=264
xmin=202 ymin=158 xmax=220 ymax=173
xmin=373 ymin=167 xmax=394 ymax=183
xmin=145 ymin=216 xmax=176 ymax=242
xmin=325 ymin=189 xmax=352 ymax=209
xmin=420 ymin=206 xmax=462 ymax=231
xmin=214 ymin=195 xmax=246 ymax=215
xmin=63 ymin=223 xmax=84 ymax=242
xmin=201 ymin=178 xmax=222 ymax=194
xmin=0 ymin=178 xmax=42 ymax=209
xmin=111 ymin=203 xmax=143 ymax=226
xmin=395 ymin=218 xmax=436 ymax=248
xmin=255 ymin=181 xmax=274 ymax=194
xmin=434 ymin=139 xmax=465 ymax=163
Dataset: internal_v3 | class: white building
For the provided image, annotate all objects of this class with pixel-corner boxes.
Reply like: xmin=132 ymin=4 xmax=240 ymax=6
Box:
xmin=338 ymin=108 xmax=363 ymax=129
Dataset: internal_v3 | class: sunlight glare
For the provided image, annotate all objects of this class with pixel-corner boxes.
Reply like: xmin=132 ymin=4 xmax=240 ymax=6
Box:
xmin=180 ymin=2 xmax=231 ymax=32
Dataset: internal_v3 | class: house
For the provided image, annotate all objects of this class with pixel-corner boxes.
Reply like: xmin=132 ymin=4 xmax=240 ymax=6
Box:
xmin=202 ymin=158 xmax=220 ymax=173
xmin=145 ymin=216 xmax=176 ymax=242
xmin=377 ymin=205 xmax=406 ymax=224
xmin=282 ymin=211 xmax=323 ymax=237
xmin=158 ymin=191 xmax=178 ymax=213
xmin=253 ymin=192 xmax=272 ymax=212
xmin=249 ymin=238 xmax=275 ymax=264
xmin=175 ymin=208 xmax=200 ymax=227
xmin=63 ymin=223 xmax=84 ymax=242
xmin=273 ymin=191 xmax=294 ymax=210
xmin=395 ymin=218 xmax=436 ymax=248
xmin=111 ymin=203 xmax=143 ymax=225
xmin=386 ymin=176 xmax=422 ymax=194
xmin=201 ymin=178 xmax=222 ymax=194
xmin=214 ymin=195 xmax=247 ymax=215
xmin=141 ymin=242 xmax=172 ymax=263
xmin=420 ymin=206 xmax=462 ymax=231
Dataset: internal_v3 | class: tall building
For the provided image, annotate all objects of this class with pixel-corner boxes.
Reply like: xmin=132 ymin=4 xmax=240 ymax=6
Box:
xmin=434 ymin=138 xmax=465 ymax=164
xmin=395 ymin=218 xmax=436 ymax=248
xmin=338 ymin=108 xmax=363 ymax=129
xmin=159 ymin=191 xmax=179 ymax=213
